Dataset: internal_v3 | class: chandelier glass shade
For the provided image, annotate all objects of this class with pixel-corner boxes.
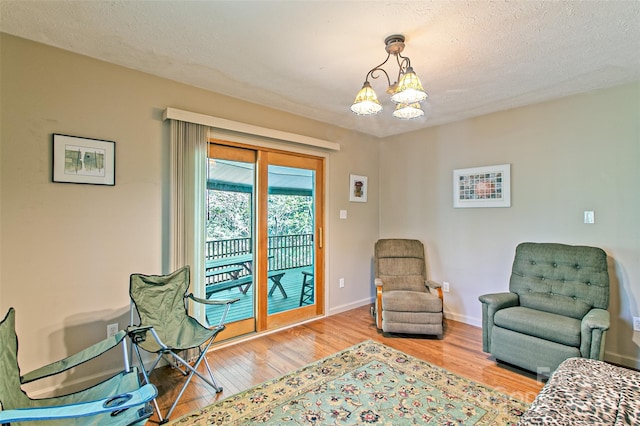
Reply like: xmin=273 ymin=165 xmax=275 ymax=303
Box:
xmin=392 ymin=102 xmax=425 ymax=119
xmin=351 ymin=34 xmax=427 ymax=119
xmin=350 ymin=81 xmax=383 ymax=116
xmin=390 ymin=67 xmax=428 ymax=104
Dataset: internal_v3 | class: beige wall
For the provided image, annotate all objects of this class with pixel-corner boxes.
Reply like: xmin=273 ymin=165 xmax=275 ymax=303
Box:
xmin=380 ymin=83 xmax=640 ymax=368
xmin=0 ymin=34 xmax=380 ymax=391
xmin=2 ymin=32 xmax=638 ymax=395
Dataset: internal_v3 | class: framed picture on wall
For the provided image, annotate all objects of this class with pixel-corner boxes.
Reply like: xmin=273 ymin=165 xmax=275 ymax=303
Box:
xmin=453 ymin=164 xmax=510 ymax=208
xmin=52 ymin=134 xmax=116 ymax=185
xmin=349 ymin=174 xmax=368 ymax=202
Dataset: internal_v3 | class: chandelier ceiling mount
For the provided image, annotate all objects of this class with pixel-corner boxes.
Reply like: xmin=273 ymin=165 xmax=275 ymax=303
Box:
xmin=383 ymin=34 xmax=406 ymax=55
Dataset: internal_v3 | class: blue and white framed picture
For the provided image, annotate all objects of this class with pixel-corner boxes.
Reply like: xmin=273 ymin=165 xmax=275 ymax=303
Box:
xmin=453 ymin=164 xmax=510 ymax=208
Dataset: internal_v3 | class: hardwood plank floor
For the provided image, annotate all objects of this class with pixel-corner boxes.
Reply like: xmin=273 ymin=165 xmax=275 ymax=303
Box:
xmin=147 ymin=304 xmax=544 ymax=424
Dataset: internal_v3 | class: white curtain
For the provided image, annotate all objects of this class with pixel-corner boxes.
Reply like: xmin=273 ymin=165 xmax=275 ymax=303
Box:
xmin=169 ymin=120 xmax=208 ymax=316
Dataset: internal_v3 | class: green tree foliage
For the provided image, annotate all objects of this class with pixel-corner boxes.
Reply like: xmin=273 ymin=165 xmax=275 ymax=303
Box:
xmin=206 ymin=190 xmax=313 ymax=240
xmin=206 ymin=191 xmax=251 ymax=240
xmin=268 ymin=194 xmax=313 ymax=237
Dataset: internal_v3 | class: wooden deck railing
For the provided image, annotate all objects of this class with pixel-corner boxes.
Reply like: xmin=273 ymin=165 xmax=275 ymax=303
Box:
xmin=205 ymin=234 xmax=313 ymax=284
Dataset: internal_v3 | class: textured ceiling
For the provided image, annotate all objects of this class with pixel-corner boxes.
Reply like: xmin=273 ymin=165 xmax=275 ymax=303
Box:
xmin=1 ymin=1 xmax=639 ymax=138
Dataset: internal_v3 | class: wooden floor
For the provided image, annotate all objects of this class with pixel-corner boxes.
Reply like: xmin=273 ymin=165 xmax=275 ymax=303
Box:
xmin=148 ymin=304 xmax=544 ymax=424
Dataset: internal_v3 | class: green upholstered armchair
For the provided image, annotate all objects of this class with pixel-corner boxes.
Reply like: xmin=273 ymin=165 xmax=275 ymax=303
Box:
xmin=479 ymin=242 xmax=610 ymax=374
xmin=374 ymin=239 xmax=444 ymax=338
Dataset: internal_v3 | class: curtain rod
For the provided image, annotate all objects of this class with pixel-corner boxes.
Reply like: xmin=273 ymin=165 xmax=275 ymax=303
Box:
xmin=163 ymin=107 xmax=340 ymax=151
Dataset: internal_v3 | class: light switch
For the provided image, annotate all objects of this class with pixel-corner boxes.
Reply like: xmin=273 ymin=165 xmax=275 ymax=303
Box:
xmin=339 ymin=210 xmax=347 ymax=219
xmin=584 ymin=211 xmax=595 ymax=224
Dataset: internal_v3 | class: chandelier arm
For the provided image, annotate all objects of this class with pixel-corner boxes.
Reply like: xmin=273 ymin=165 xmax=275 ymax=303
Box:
xmin=396 ymin=53 xmax=411 ymax=74
xmin=364 ymin=52 xmax=392 ymax=87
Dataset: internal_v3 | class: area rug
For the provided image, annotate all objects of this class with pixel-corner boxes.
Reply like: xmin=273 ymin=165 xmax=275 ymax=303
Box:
xmin=170 ymin=340 xmax=528 ymax=425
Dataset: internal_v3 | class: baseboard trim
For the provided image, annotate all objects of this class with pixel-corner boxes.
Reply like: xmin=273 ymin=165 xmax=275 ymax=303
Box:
xmin=327 ymin=297 xmax=374 ymax=316
xmin=444 ymin=310 xmax=481 ymax=328
xmin=604 ymin=350 xmax=640 ymax=370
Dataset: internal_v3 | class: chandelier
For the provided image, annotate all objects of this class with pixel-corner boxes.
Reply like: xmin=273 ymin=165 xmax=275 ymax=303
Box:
xmin=350 ymin=34 xmax=428 ymax=119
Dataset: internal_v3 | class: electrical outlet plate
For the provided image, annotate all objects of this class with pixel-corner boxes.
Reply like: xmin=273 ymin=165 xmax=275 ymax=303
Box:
xmin=584 ymin=210 xmax=595 ymax=224
xmin=633 ymin=316 xmax=640 ymax=332
xmin=442 ymin=282 xmax=450 ymax=292
xmin=106 ymin=323 xmax=118 ymax=338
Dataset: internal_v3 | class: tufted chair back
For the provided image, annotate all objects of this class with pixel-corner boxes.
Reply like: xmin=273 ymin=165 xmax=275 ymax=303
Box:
xmin=509 ymin=242 xmax=609 ymax=319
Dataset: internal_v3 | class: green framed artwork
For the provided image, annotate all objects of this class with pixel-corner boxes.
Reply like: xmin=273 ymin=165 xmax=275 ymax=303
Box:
xmin=52 ymin=134 xmax=115 ymax=186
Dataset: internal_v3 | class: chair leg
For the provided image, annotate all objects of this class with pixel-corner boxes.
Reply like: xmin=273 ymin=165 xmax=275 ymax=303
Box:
xmin=162 ymin=337 xmax=221 ymax=421
xmin=268 ymin=273 xmax=287 ymax=298
xmin=202 ymin=354 xmax=223 ymax=392
xmin=131 ymin=344 xmax=165 ymax=424
xmin=129 ymin=329 xmax=226 ymax=422
xmin=299 ymin=273 xmax=314 ymax=306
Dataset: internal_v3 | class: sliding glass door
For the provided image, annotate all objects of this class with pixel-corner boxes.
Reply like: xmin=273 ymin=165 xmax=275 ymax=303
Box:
xmin=205 ymin=143 xmax=324 ymax=340
xmin=262 ymin=151 xmax=324 ymax=331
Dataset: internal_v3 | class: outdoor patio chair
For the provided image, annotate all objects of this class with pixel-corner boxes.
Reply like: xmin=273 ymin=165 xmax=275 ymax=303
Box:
xmin=0 ymin=307 xmax=157 ymax=426
xmin=299 ymin=270 xmax=314 ymax=306
xmin=127 ymin=265 xmax=239 ymax=423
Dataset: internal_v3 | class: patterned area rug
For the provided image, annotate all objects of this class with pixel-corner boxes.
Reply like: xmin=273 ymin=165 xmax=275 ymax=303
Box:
xmin=170 ymin=340 xmax=528 ymax=425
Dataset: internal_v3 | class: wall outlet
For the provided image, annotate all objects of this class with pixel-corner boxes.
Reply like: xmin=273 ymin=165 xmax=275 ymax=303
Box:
xmin=339 ymin=278 xmax=345 ymax=288
xmin=633 ymin=316 xmax=640 ymax=332
xmin=442 ymin=282 xmax=450 ymax=292
xmin=584 ymin=210 xmax=595 ymax=224
xmin=107 ymin=323 xmax=119 ymax=338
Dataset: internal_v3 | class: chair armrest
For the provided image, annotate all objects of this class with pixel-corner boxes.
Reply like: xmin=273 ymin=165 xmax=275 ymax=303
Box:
xmin=582 ymin=308 xmax=610 ymax=330
xmin=187 ymin=293 xmax=240 ymax=306
xmin=426 ymin=280 xmax=444 ymax=302
xmin=426 ymin=280 xmax=441 ymax=288
xmin=478 ymin=292 xmax=519 ymax=353
xmin=478 ymin=292 xmax=519 ymax=309
xmin=187 ymin=294 xmax=239 ymax=328
xmin=374 ymin=278 xmax=383 ymax=329
xmin=0 ymin=383 xmax=157 ymax=423
xmin=21 ymin=330 xmax=127 ymax=385
xmin=127 ymin=324 xmax=168 ymax=351
xmin=126 ymin=325 xmax=153 ymax=345
xmin=581 ymin=308 xmax=610 ymax=359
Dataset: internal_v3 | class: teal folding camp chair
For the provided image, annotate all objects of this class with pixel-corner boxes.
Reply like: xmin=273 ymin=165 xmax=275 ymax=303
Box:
xmin=127 ymin=266 xmax=238 ymax=423
xmin=0 ymin=307 xmax=157 ymax=426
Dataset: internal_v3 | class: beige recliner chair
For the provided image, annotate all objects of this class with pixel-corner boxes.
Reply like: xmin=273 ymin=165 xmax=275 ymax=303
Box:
xmin=374 ymin=239 xmax=444 ymax=337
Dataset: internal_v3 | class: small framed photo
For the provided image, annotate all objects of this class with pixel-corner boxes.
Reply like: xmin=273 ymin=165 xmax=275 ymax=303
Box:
xmin=349 ymin=174 xmax=368 ymax=202
xmin=453 ymin=164 xmax=510 ymax=208
xmin=53 ymin=134 xmax=115 ymax=185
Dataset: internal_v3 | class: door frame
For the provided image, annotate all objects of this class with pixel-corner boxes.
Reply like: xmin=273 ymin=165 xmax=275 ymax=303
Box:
xmin=258 ymin=150 xmax=325 ymax=331
xmin=207 ymin=139 xmax=325 ymax=339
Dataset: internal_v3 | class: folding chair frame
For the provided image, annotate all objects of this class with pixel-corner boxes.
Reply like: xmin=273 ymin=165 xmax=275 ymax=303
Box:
xmin=128 ymin=277 xmax=238 ymax=424
xmin=0 ymin=307 xmax=157 ymax=425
